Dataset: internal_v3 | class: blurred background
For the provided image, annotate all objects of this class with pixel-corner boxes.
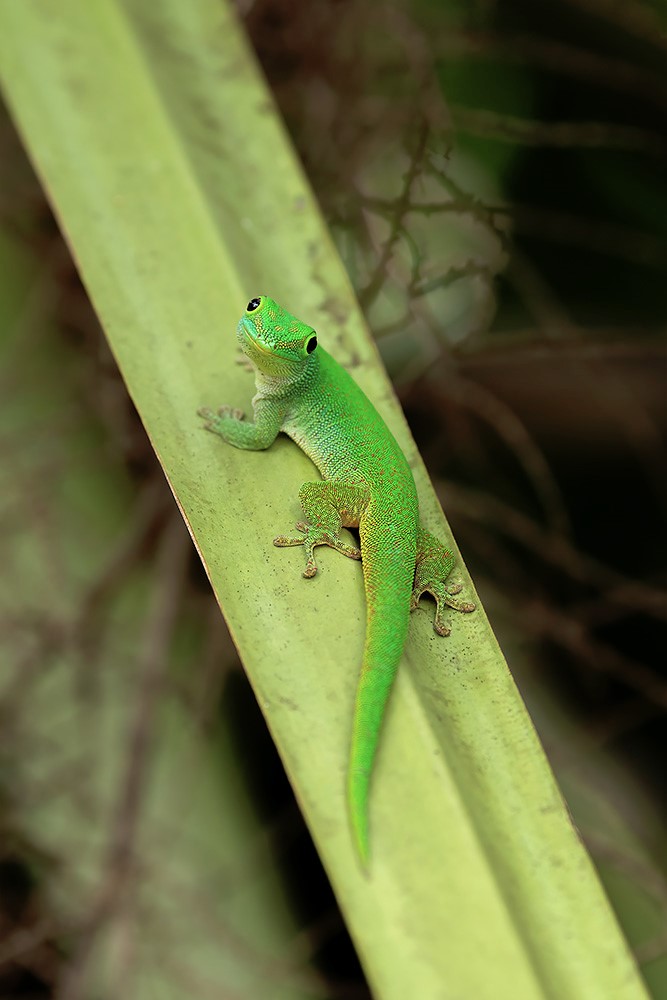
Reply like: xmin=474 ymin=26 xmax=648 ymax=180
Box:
xmin=1 ymin=0 xmax=665 ymax=997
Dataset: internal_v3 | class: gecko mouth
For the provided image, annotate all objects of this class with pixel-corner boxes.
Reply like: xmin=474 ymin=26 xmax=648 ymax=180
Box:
xmin=240 ymin=317 xmax=273 ymax=355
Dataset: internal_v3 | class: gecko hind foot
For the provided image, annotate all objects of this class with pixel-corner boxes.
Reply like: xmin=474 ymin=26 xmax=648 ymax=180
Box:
xmin=411 ymin=582 xmax=476 ymax=636
xmin=274 ymin=523 xmax=362 ymax=579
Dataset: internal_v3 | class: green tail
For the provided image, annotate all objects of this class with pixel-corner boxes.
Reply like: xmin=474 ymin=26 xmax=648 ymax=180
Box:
xmin=348 ymin=519 xmax=415 ymax=864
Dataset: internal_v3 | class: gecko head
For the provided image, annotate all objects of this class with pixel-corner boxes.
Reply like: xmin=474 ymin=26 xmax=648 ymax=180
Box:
xmin=237 ymin=296 xmax=318 ymax=375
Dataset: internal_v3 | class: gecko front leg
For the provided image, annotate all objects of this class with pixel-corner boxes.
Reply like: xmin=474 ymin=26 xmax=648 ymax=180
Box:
xmin=198 ymin=396 xmax=283 ymax=451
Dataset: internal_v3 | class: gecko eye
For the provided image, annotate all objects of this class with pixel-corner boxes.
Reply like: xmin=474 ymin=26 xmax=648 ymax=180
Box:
xmin=246 ymin=297 xmax=262 ymax=312
xmin=306 ymin=335 xmax=318 ymax=354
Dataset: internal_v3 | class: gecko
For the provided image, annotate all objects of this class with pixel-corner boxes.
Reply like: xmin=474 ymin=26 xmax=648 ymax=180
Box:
xmin=198 ymin=296 xmax=475 ymax=863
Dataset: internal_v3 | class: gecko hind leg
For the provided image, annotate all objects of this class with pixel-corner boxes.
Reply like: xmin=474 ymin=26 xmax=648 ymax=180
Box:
xmin=274 ymin=481 xmax=365 ymax=578
xmin=410 ymin=527 xmax=475 ymax=636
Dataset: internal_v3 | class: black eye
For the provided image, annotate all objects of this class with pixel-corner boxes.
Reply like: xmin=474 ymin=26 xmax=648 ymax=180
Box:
xmin=306 ymin=336 xmax=317 ymax=354
xmin=247 ymin=297 xmax=262 ymax=312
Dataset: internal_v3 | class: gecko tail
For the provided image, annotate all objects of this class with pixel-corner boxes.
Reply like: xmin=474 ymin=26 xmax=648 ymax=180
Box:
xmin=347 ymin=521 xmax=414 ymax=867
xmin=347 ymin=639 xmax=404 ymax=868
xmin=348 ymin=762 xmax=371 ymax=866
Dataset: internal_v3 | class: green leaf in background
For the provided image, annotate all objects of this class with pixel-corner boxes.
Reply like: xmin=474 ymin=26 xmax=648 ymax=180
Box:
xmin=0 ymin=1 xmax=651 ymax=998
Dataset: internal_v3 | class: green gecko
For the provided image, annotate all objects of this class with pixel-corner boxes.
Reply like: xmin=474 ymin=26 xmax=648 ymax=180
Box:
xmin=199 ymin=296 xmax=475 ymax=863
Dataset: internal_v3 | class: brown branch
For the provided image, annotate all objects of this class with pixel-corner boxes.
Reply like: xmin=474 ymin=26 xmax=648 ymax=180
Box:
xmin=358 ymin=119 xmax=431 ymax=310
xmin=435 ymin=31 xmax=667 ymax=110
xmin=439 ymin=373 xmax=573 ymax=537
xmin=523 ymin=600 xmax=667 ymax=708
xmin=442 ymin=479 xmax=667 ymax=623
xmin=451 ymin=106 xmax=667 ymax=157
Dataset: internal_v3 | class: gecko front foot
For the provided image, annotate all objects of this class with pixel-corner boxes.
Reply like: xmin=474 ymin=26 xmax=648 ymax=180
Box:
xmin=274 ymin=522 xmax=362 ymax=579
xmin=198 ymin=405 xmax=246 ymax=435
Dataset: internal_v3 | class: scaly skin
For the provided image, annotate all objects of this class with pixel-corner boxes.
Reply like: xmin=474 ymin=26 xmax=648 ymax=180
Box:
xmin=199 ymin=296 xmax=475 ymax=863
